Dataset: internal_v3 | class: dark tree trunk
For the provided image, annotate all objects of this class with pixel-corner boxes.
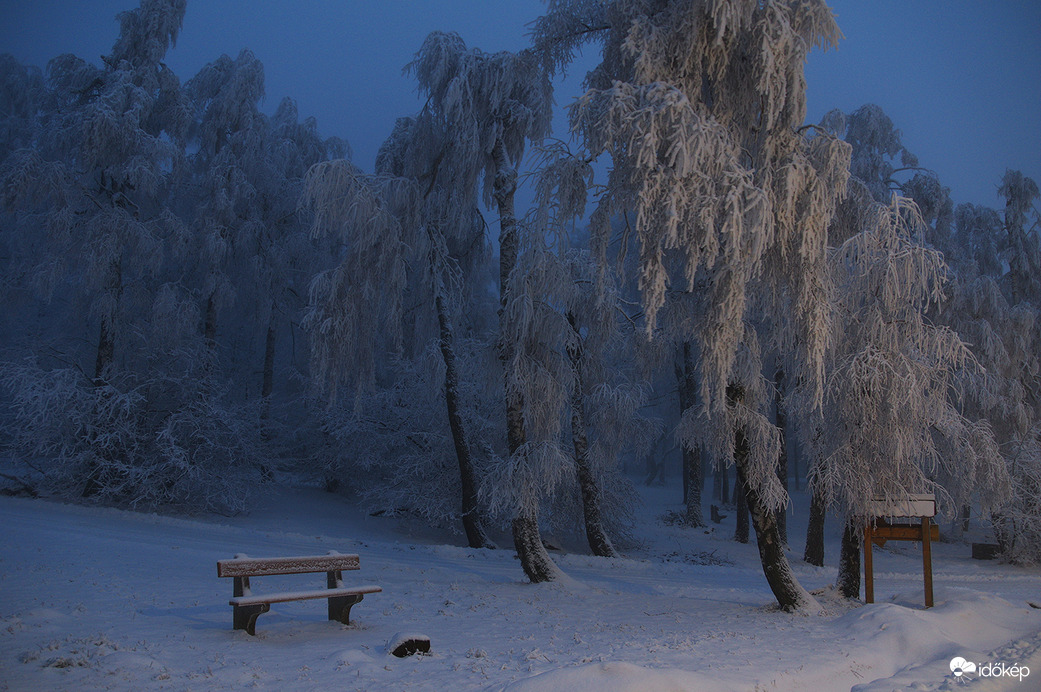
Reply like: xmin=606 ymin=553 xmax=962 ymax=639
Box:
xmin=513 ymin=510 xmax=558 ymax=582
xmin=731 ymin=384 xmax=816 ymax=612
xmin=567 ymin=313 xmax=617 ymax=558
xmin=435 ymin=288 xmax=493 ymax=550
xmin=260 ymin=310 xmax=276 ymax=426
xmin=494 ymin=138 xmax=555 ymax=581
xmin=261 ymin=316 xmax=276 ymax=402
xmin=791 ymin=429 xmax=800 ymax=491
xmin=258 ymin=311 xmax=277 ymax=466
xmin=86 ymin=324 xmax=115 ymax=497
xmin=93 ymin=317 xmax=115 ymax=385
xmin=721 ymin=464 xmax=730 ymax=505
xmin=838 ymin=517 xmax=862 ymax=599
xmin=675 ymin=342 xmax=704 ymax=527
xmin=804 ymin=481 xmax=827 ymax=567
xmin=204 ymin=292 xmax=218 ymax=346
xmin=774 ymin=369 xmax=789 ymax=545
xmin=993 ymin=512 xmax=1013 ymax=556
xmin=85 ymin=263 xmax=122 ymax=497
xmin=93 ymin=259 xmax=122 ymax=385
xmin=734 ymin=470 xmax=749 ymax=543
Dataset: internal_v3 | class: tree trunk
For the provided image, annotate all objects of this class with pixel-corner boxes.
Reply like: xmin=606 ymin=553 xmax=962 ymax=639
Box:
xmin=513 ymin=509 xmax=559 ymax=582
xmin=93 ymin=317 xmax=115 ymax=385
xmin=804 ymin=481 xmax=826 ymax=566
xmin=838 ymin=517 xmax=862 ymax=599
xmin=260 ymin=310 xmax=276 ymax=426
xmin=493 ymin=138 xmax=555 ymax=581
xmin=993 ymin=512 xmax=1013 ymax=556
xmin=675 ymin=342 xmax=704 ymax=527
xmin=568 ymin=313 xmax=617 ymax=557
xmin=204 ymin=292 xmax=218 ymax=346
xmin=258 ymin=310 xmax=277 ymax=479
xmin=734 ymin=470 xmax=749 ymax=543
xmin=93 ymin=259 xmax=121 ymax=385
xmin=261 ymin=315 xmax=276 ymax=402
xmin=435 ymin=289 xmax=493 ymax=550
xmin=774 ymin=369 xmax=789 ymax=545
xmin=721 ymin=464 xmax=730 ymax=504
xmin=731 ymin=384 xmax=818 ymax=612
xmin=791 ymin=428 xmax=800 ymax=491
xmin=85 ymin=262 xmax=121 ymax=497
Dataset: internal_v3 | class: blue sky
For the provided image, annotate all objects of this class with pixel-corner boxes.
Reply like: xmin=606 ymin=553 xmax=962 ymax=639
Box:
xmin=1 ymin=1 xmax=1038 ymax=210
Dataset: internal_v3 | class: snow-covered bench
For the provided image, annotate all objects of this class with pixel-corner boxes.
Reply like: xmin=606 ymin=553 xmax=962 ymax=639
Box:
xmin=216 ymin=551 xmax=381 ymax=635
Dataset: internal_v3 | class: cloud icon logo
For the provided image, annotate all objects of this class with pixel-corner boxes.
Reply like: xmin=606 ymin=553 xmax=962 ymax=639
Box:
xmin=950 ymin=657 xmax=977 ymax=676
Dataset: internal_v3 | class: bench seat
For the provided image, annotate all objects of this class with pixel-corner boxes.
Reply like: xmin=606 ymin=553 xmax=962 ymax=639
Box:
xmin=230 ymin=584 xmax=382 ymax=607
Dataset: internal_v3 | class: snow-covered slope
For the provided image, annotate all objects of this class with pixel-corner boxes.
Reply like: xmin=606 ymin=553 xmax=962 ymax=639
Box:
xmin=1 ymin=484 xmax=1038 ymax=691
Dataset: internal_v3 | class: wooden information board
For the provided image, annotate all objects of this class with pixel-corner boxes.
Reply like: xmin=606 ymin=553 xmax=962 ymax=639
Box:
xmin=864 ymin=494 xmax=938 ymax=608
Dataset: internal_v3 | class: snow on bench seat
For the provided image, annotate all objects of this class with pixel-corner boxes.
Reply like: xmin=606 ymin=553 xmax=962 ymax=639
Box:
xmin=230 ymin=585 xmax=382 ymax=607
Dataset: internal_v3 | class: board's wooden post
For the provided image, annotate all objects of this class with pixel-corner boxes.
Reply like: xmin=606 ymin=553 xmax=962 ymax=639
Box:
xmin=864 ymin=521 xmax=874 ymax=604
xmin=922 ymin=516 xmax=933 ymax=608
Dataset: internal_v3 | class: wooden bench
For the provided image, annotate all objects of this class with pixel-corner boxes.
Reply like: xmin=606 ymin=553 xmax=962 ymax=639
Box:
xmin=216 ymin=551 xmax=381 ymax=635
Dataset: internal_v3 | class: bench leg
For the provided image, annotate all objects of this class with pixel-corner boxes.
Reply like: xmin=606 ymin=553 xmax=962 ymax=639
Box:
xmin=328 ymin=593 xmax=364 ymax=625
xmin=233 ymin=603 xmax=270 ymax=636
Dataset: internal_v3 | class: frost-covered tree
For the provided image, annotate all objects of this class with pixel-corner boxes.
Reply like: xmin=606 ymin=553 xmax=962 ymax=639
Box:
xmin=303 ymin=108 xmax=497 ymax=549
xmin=821 ymin=104 xmax=957 ymax=255
xmin=0 ymin=1 xmax=309 ymax=508
xmin=0 ymin=0 xmax=194 ymax=499
xmin=253 ymin=98 xmax=347 ymax=426
xmin=488 ymin=229 xmax=650 ymax=558
xmin=522 ymin=142 xmax=658 ymax=556
xmin=838 ymin=104 xmax=918 ymax=204
xmin=11 ymin=0 xmax=189 ymax=383
xmin=981 ymin=171 xmax=1041 ymax=561
xmin=536 ymin=0 xmax=849 ymax=611
xmin=1000 ymin=170 xmax=1041 ymax=307
xmin=814 ymin=195 xmax=1008 ymax=597
xmin=0 ymin=54 xmax=46 ymax=164
xmin=182 ymin=48 xmax=270 ymax=349
xmin=0 ymin=348 xmax=265 ymax=513
xmin=408 ymin=31 xmax=555 ymax=579
xmin=182 ymin=46 xmax=342 ymax=427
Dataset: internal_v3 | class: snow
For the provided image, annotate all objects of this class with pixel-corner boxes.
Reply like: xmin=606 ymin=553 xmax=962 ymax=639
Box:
xmin=1 ymin=483 xmax=1039 ymax=691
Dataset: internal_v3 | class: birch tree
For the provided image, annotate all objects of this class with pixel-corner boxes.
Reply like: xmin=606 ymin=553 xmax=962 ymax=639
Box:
xmin=0 ymin=54 xmax=45 ymax=164
xmin=814 ymin=195 xmax=1008 ymax=597
xmin=1000 ymin=170 xmax=1041 ymax=307
xmin=182 ymin=48 xmax=269 ymax=349
xmin=183 ymin=49 xmax=342 ymax=419
xmin=0 ymin=1 xmax=280 ymax=509
xmin=39 ymin=0 xmax=188 ymax=383
xmin=408 ymin=32 xmax=556 ymax=579
xmin=536 ymin=0 xmax=848 ymax=611
xmin=488 ymin=229 xmax=650 ymax=558
xmin=988 ymin=171 xmax=1041 ymax=561
xmin=303 ymin=108 xmax=496 ymax=549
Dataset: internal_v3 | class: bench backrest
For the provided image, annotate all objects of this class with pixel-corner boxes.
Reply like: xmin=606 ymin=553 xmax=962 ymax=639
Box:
xmin=217 ymin=553 xmax=360 ymax=578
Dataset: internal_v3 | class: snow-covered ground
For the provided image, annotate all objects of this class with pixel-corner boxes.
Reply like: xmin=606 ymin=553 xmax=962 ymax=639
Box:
xmin=1 ymin=482 xmax=1039 ymax=691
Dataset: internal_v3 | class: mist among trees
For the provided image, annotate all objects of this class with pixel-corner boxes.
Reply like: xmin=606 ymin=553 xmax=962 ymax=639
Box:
xmin=2 ymin=0 xmax=1039 ymax=610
